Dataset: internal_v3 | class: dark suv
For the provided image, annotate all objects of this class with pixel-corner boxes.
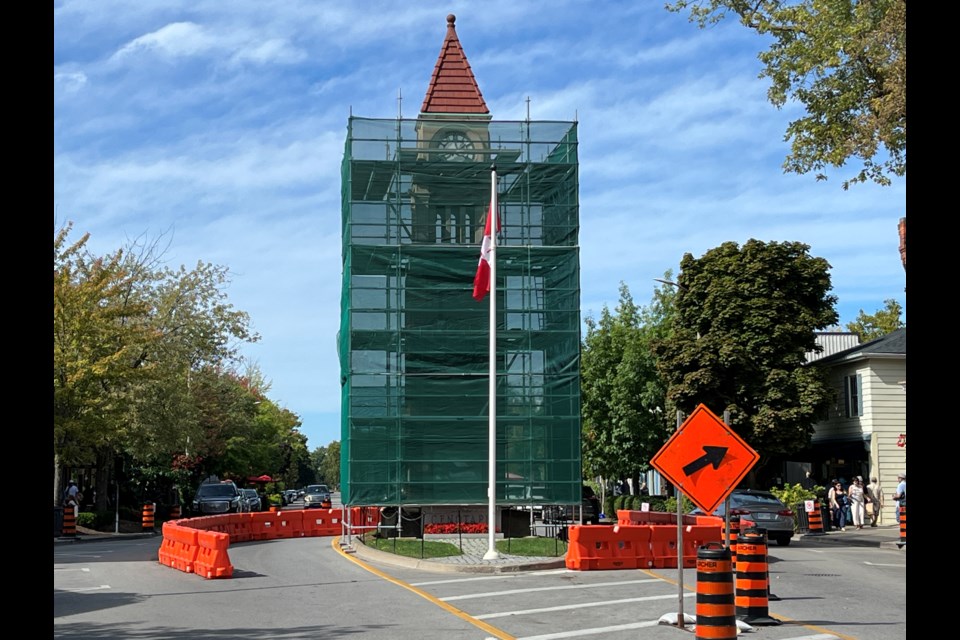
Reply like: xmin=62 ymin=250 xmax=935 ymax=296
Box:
xmin=191 ymin=481 xmax=244 ymax=515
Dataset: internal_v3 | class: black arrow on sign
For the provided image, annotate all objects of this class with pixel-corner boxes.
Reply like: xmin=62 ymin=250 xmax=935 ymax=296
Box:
xmin=681 ymin=446 xmax=728 ymax=476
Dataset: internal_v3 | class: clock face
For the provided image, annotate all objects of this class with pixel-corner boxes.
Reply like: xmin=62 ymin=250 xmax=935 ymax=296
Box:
xmin=434 ymin=131 xmax=475 ymax=162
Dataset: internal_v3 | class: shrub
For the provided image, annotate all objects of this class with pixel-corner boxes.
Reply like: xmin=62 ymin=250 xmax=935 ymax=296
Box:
xmin=602 ymin=495 xmax=615 ymax=519
xmin=770 ymin=483 xmax=826 ymax=531
xmin=662 ymin=494 xmax=694 ymax=514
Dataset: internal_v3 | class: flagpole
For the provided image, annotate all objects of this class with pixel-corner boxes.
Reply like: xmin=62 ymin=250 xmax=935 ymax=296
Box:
xmin=484 ymin=164 xmax=500 ymax=560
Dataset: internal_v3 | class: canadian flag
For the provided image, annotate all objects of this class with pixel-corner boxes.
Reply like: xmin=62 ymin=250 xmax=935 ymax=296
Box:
xmin=472 ymin=204 xmax=499 ymax=301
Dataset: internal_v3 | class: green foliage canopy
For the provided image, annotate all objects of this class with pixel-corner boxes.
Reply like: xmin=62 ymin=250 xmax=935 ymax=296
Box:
xmin=581 ymin=282 xmax=674 ymax=484
xmin=652 ymin=240 xmax=839 ymax=472
xmin=845 ymin=298 xmax=904 ymax=342
xmin=667 ymin=0 xmax=906 ymax=189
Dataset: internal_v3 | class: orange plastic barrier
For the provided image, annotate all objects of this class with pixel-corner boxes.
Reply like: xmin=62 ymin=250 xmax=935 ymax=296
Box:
xmin=617 ymin=510 xmax=697 ymax=527
xmin=683 ymin=524 xmax=723 ymax=560
xmin=268 ymin=509 xmax=304 ymax=539
xmin=158 ymin=522 xmax=199 ymax=574
xmin=193 ymin=529 xmax=234 ymax=579
xmin=302 ymin=509 xmax=343 ymax=537
xmin=565 ymin=525 xmax=641 ymax=570
xmin=226 ymin=513 xmax=253 ymax=543
xmin=649 ymin=524 xmax=689 ymax=569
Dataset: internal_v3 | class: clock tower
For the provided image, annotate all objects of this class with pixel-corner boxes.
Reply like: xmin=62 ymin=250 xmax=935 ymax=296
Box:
xmin=411 ymin=14 xmax=492 ymax=243
xmin=339 ymin=14 xmax=582 ymax=516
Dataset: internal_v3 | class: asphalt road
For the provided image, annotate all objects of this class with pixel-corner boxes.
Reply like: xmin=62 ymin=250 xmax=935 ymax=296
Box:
xmin=54 ymin=529 xmax=905 ymax=640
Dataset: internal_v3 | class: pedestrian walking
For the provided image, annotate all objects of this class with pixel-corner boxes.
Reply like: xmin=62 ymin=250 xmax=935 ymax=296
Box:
xmin=828 ymin=481 xmax=847 ymax=531
xmin=866 ymin=476 xmax=884 ymax=526
xmin=848 ymin=477 xmax=866 ymax=529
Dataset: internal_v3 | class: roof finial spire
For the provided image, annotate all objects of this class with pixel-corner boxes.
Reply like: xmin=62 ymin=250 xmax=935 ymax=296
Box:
xmin=447 ymin=14 xmax=456 ymax=28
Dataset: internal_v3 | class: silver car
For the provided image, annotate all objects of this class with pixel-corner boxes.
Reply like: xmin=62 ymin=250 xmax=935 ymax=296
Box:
xmin=691 ymin=489 xmax=795 ymax=546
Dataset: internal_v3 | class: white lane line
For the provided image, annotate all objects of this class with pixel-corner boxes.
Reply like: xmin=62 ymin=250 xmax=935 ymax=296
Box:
xmin=441 ymin=578 xmax=661 ymax=602
xmin=413 ymin=569 xmax=569 ymax=586
xmin=58 ymin=585 xmax=111 ymax=592
xmin=476 ymin=592 xmax=694 ymax=619
xmin=54 ymin=567 xmax=91 ymax=572
xmin=864 ymin=561 xmax=905 ymax=567
xmin=516 ymin=620 xmax=660 ymax=639
xmin=516 ymin=623 xmax=840 ymax=640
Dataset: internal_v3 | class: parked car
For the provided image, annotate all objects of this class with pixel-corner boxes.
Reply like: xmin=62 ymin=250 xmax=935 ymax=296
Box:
xmin=281 ymin=489 xmax=299 ymax=505
xmin=191 ymin=480 xmax=244 ymax=515
xmin=689 ymin=488 xmax=795 ymax=546
xmin=303 ymin=484 xmax=332 ymax=509
xmin=239 ymin=488 xmax=262 ymax=512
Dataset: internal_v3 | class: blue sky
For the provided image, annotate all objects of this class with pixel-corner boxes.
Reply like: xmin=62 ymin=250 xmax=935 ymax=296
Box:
xmin=54 ymin=1 xmax=907 ymax=451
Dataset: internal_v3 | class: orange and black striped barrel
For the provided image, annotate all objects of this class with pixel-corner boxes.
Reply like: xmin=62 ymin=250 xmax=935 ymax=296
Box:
xmin=696 ymin=543 xmax=736 ymax=640
xmin=897 ymin=499 xmax=906 ymax=548
xmin=142 ymin=502 xmax=155 ymax=532
xmin=169 ymin=504 xmax=181 ymax=520
xmin=734 ymin=529 xmax=780 ymax=626
xmin=727 ymin=516 xmax=742 ymax=572
xmin=806 ymin=499 xmax=824 ymax=535
xmin=61 ymin=505 xmax=77 ymax=537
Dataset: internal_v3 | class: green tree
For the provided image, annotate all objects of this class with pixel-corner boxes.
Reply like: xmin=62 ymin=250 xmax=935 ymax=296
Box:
xmin=581 ymin=282 xmax=674 ymax=490
xmin=652 ymin=240 xmax=839 ymax=482
xmin=667 ymin=0 xmax=905 ymax=189
xmin=845 ymin=298 xmax=904 ymax=342
xmin=54 ymin=221 xmax=261 ymax=508
xmin=54 ymin=223 xmax=161 ymax=506
xmin=320 ymin=441 xmax=341 ymax=489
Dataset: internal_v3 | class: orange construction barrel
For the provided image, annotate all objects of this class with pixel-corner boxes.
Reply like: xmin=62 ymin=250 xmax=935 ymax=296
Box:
xmin=734 ymin=529 xmax=780 ymax=626
xmin=142 ymin=502 xmax=155 ymax=533
xmin=806 ymin=499 xmax=825 ymax=536
xmin=695 ymin=543 xmax=736 ymax=640
xmin=61 ymin=505 xmax=77 ymax=537
xmin=897 ymin=499 xmax=906 ymax=548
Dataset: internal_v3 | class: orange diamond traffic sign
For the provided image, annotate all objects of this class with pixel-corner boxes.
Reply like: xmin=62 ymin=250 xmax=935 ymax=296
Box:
xmin=650 ymin=403 xmax=759 ymax=515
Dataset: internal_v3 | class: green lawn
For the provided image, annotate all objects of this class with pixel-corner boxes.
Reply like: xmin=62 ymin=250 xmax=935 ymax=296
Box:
xmin=361 ymin=535 xmax=568 ymax=559
xmin=363 ymin=537 xmax=462 ymax=558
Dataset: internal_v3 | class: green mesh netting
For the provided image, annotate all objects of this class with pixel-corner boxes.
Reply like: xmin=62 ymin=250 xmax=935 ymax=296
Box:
xmin=339 ymin=116 xmax=582 ymax=507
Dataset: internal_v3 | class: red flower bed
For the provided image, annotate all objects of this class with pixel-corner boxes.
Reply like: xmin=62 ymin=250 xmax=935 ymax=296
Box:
xmin=424 ymin=522 xmax=500 ymax=534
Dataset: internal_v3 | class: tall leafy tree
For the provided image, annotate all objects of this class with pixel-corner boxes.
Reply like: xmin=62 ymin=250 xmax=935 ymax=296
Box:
xmin=667 ymin=0 xmax=905 ymax=189
xmin=54 ymin=223 xmax=162 ymax=505
xmin=845 ymin=298 xmax=904 ymax=342
xmin=581 ymin=282 xmax=674 ymax=490
xmin=652 ymin=240 xmax=839 ymax=482
xmin=319 ymin=441 xmax=341 ymax=489
xmin=54 ymin=222 xmax=261 ymax=508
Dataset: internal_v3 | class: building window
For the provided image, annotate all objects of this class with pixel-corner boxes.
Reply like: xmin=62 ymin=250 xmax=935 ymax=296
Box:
xmin=844 ymin=374 xmax=862 ymax=418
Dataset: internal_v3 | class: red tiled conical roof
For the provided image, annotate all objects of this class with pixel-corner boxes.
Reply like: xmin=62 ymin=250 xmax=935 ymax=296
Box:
xmin=420 ymin=14 xmax=489 ymax=114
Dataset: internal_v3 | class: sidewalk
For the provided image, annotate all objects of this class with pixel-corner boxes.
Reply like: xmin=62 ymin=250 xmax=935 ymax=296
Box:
xmin=799 ymin=522 xmax=903 ymax=550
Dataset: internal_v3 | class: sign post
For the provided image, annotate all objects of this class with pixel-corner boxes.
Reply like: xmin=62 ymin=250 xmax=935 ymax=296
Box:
xmin=651 ymin=404 xmax=759 ymax=629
